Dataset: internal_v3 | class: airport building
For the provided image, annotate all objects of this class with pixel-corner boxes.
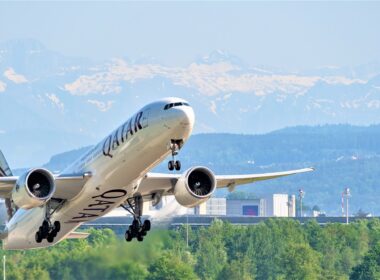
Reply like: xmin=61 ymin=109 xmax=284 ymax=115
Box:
xmin=184 ymin=194 xmax=296 ymax=217
xmin=104 ymin=193 xmax=297 ymax=219
xmin=263 ymin=194 xmax=296 ymax=217
xmin=226 ymin=198 xmax=264 ymax=216
xmin=194 ymin=198 xmax=226 ymax=215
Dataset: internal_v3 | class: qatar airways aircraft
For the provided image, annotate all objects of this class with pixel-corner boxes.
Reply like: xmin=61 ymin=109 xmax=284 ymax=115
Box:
xmin=0 ymin=97 xmax=313 ymax=249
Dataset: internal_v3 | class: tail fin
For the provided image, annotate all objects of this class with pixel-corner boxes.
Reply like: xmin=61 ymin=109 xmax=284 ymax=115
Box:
xmin=0 ymin=150 xmax=12 ymax=177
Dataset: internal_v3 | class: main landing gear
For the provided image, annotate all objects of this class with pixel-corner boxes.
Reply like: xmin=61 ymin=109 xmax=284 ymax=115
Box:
xmin=35 ymin=201 xmax=62 ymax=243
xmin=168 ymin=140 xmax=182 ymax=171
xmin=121 ymin=195 xmax=151 ymax=242
xmin=35 ymin=220 xmax=61 ymax=243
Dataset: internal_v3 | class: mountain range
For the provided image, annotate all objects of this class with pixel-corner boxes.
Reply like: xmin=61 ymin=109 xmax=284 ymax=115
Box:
xmin=12 ymin=124 xmax=379 ymax=216
xmin=1 ymin=39 xmax=380 ymax=168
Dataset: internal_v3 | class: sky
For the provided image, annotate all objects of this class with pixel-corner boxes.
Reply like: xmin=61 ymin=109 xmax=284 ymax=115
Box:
xmin=1 ymin=1 xmax=379 ymax=70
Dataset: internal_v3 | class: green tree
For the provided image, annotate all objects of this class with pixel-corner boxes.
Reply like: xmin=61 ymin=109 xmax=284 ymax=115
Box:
xmin=0 ymin=221 xmax=378 ymax=280
xmin=106 ymin=262 xmax=147 ymax=280
xmin=280 ymin=243 xmax=322 ymax=280
xmin=195 ymin=220 xmax=227 ymax=280
xmin=247 ymin=219 xmax=306 ymax=280
xmin=147 ymin=252 xmax=198 ymax=280
xmin=217 ymin=255 xmax=255 ymax=280
xmin=350 ymin=242 xmax=380 ymax=280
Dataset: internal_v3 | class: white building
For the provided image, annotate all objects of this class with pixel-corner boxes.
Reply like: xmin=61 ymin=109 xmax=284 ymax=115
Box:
xmin=263 ymin=194 xmax=296 ymax=217
xmin=195 ymin=198 xmax=226 ymax=215
xmin=106 ymin=193 xmax=296 ymax=218
xmin=226 ymin=198 xmax=264 ymax=216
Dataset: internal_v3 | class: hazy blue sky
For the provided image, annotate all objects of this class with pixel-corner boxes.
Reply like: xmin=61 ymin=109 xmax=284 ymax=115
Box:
xmin=1 ymin=1 xmax=379 ymax=69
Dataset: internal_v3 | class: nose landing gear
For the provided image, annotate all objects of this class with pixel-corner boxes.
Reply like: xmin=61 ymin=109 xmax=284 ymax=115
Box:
xmin=168 ymin=139 xmax=183 ymax=171
xmin=168 ymin=160 xmax=181 ymax=171
xmin=121 ymin=195 xmax=151 ymax=242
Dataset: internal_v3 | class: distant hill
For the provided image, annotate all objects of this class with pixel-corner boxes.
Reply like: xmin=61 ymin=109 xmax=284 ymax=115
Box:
xmin=29 ymin=124 xmax=380 ymax=216
xmin=43 ymin=146 xmax=92 ymax=172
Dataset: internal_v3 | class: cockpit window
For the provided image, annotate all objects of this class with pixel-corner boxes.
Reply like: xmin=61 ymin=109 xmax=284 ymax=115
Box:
xmin=164 ymin=102 xmax=190 ymax=110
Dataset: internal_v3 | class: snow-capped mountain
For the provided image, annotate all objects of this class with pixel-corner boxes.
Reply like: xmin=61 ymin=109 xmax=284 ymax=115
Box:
xmin=1 ymin=39 xmax=380 ymax=168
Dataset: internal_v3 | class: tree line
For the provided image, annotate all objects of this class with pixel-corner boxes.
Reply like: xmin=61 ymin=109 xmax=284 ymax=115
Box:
xmin=1 ymin=218 xmax=380 ymax=279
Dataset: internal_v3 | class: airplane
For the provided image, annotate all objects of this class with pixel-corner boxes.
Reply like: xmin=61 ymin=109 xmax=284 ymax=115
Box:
xmin=0 ymin=97 xmax=313 ymax=249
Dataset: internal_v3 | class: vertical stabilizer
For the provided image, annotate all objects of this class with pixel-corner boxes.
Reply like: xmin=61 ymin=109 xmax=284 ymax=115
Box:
xmin=0 ymin=151 xmax=13 ymax=221
xmin=0 ymin=150 xmax=12 ymax=177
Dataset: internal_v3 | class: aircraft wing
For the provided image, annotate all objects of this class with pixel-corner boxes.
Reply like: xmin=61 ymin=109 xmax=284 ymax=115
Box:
xmin=0 ymin=167 xmax=313 ymax=200
xmin=0 ymin=173 xmax=91 ymax=199
xmin=214 ymin=168 xmax=314 ymax=191
xmin=137 ymin=167 xmax=314 ymax=198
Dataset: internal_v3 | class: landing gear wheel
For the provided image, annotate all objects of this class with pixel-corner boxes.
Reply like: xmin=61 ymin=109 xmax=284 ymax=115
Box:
xmin=41 ymin=220 xmax=50 ymax=238
xmin=143 ymin=220 xmax=151 ymax=231
xmin=132 ymin=219 xmax=139 ymax=230
xmin=35 ymin=231 xmax=42 ymax=243
xmin=53 ymin=221 xmax=61 ymax=233
xmin=50 ymin=230 xmax=57 ymax=238
xmin=36 ymin=201 xmax=65 ymax=244
xmin=47 ymin=235 xmax=54 ymax=243
xmin=37 ymin=218 xmax=61 ymax=243
xmin=42 ymin=220 xmax=49 ymax=228
xmin=121 ymin=196 xmax=152 ymax=242
xmin=175 ymin=160 xmax=181 ymax=171
xmin=168 ymin=139 xmax=183 ymax=171
xmin=168 ymin=160 xmax=174 ymax=171
xmin=125 ymin=231 xmax=133 ymax=242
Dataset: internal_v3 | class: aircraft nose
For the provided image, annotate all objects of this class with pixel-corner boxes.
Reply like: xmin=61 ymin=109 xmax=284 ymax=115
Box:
xmin=164 ymin=105 xmax=195 ymax=132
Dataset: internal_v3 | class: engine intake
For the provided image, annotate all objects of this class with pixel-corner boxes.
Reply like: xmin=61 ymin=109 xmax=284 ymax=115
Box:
xmin=12 ymin=168 xmax=56 ymax=209
xmin=174 ymin=167 xmax=216 ymax=207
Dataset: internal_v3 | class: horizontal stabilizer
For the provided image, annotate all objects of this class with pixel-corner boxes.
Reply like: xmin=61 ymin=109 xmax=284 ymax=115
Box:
xmin=67 ymin=231 xmax=90 ymax=239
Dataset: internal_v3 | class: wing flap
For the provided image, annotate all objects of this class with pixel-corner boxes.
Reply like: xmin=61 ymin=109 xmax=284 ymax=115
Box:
xmin=53 ymin=173 xmax=92 ymax=199
xmin=137 ymin=173 xmax=180 ymax=197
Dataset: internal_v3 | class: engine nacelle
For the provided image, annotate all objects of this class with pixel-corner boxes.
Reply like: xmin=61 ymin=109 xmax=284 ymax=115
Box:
xmin=12 ymin=168 xmax=56 ymax=209
xmin=174 ymin=167 xmax=216 ymax=208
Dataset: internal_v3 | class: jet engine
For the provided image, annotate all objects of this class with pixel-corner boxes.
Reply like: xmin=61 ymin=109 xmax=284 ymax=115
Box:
xmin=12 ymin=168 xmax=56 ymax=209
xmin=174 ymin=167 xmax=216 ymax=207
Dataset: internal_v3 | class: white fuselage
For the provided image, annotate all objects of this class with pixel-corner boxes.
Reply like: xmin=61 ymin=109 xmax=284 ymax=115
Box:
xmin=3 ymin=97 xmax=194 ymax=249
